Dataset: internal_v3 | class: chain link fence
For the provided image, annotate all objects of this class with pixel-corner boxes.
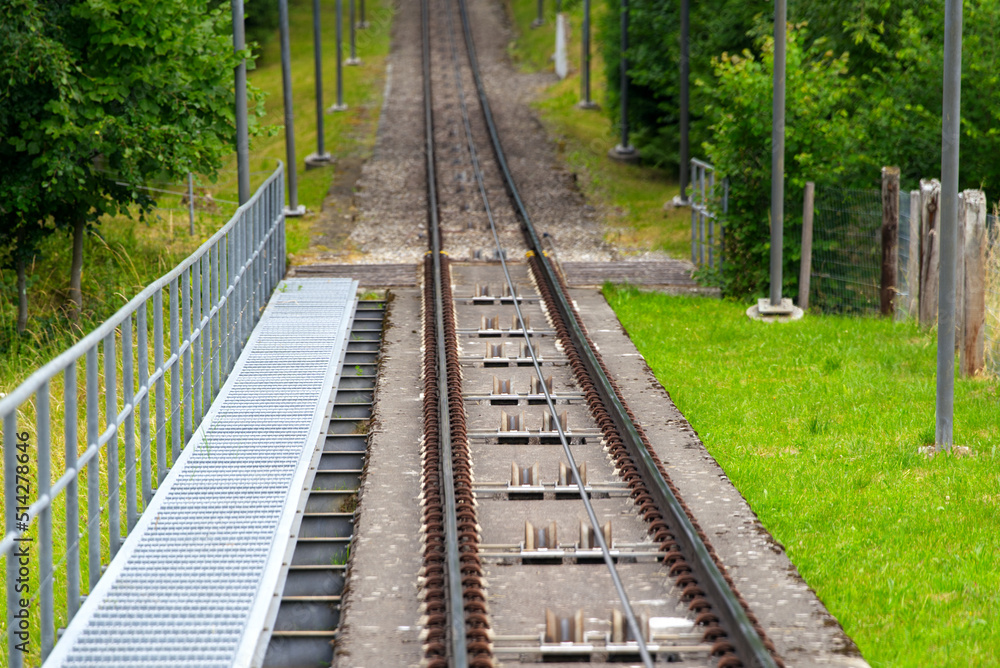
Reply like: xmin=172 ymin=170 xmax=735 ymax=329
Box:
xmin=808 ymin=186 xmax=998 ymax=376
xmin=809 ymin=188 xmax=896 ymax=315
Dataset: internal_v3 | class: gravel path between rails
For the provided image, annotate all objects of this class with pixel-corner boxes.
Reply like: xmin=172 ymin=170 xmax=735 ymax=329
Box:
xmin=347 ymin=0 xmax=672 ymax=264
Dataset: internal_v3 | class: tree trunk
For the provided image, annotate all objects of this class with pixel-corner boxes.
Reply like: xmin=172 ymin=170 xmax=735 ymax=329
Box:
xmin=16 ymin=258 xmax=28 ymax=333
xmin=70 ymin=216 xmax=85 ymax=322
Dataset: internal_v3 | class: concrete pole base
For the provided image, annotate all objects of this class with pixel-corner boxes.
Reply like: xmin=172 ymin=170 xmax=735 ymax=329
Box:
xmin=328 ymin=103 xmax=349 ymax=113
xmin=531 ymin=18 xmax=544 ymax=28
xmin=576 ymin=100 xmax=600 ymax=110
xmin=283 ymin=204 xmax=307 ymax=218
xmin=346 ymin=57 xmax=362 ymax=66
xmin=608 ymin=144 xmax=640 ymax=163
xmin=305 ymin=152 xmax=334 ymax=170
xmin=746 ymin=298 xmax=804 ymax=322
xmin=666 ymin=194 xmax=691 ymax=209
xmin=357 ymin=21 xmax=370 ymax=28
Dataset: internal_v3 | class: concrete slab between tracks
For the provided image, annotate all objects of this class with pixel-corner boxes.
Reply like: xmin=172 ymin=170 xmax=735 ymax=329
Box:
xmin=289 ymin=263 xmax=419 ymax=287
xmin=334 ymin=288 xmax=425 ymax=668
xmin=560 ymin=260 xmax=720 ymax=298
xmin=569 ymin=288 xmax=871 ymax=668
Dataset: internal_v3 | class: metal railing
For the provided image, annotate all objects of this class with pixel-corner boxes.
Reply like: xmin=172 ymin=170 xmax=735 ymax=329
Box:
xmin=1 ymin=163 xmax=287 ymax=667
xmin=689 ymin=158 xmax=729 ymax=269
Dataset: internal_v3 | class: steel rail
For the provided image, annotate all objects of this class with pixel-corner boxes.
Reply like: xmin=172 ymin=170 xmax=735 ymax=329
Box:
xmin=452 ymin=1 xmax=778 ymax=665
xmin=420 ymin=0 xmax=469 ymax=663
xmin=439 ymin=0 xmax=652 ymax=662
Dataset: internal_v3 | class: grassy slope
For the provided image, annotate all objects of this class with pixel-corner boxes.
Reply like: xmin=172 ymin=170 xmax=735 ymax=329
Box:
xmin=503 ymin=0 xmax=690 ymax=258
xmin=0 ymin=2 xmax=392 ymax=664
xmin=606 ymin=287 xmax=1000 ymax=668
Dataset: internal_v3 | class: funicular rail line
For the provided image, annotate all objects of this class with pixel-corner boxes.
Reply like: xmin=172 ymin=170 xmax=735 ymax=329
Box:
xmin=416 ymin=0 xmax=786 ymax=665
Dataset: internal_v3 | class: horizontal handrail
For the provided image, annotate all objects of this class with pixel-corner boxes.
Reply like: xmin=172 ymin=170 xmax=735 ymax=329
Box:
xmin=0 ymin=166 xmax=283 ymax=414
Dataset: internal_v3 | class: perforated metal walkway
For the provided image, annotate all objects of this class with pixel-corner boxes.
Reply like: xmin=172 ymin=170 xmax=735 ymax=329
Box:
xmin=44 ymin=278 xmax=359 ymax=668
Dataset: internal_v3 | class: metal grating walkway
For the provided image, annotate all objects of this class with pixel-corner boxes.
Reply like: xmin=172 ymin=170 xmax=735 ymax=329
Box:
xmin=44 ymin=278 xmax=359 ymax=668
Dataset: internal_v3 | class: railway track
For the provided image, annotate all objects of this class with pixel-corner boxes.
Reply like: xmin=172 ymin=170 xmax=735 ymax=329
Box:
xmin=414 ymin=0 xmax=787 ymax=666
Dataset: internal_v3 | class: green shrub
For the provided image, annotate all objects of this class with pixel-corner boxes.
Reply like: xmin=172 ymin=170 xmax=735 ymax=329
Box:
xmin=699 ymin=24 xmax=867 ymax=298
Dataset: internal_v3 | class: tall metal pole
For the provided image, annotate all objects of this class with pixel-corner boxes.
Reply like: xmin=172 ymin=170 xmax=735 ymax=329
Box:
xmin=678 ymin=0 xmax=690 ymax=203
xmin=532 ymin=0 xmax=543 ymax=28
xmin=359 ymin=0 xmax=368 ymax=28
xmin=936 ymin=0 xmax=963 ymax=451
xmin=232 ymin=0 xmax=250 ymax=204
xmin=331 ymin=0 xmax=347 ymax=111
xmin=578 ymin=0 xmax=597 ymax=109
xmin=769 ymin=0 xmax=786 ymax=306
xmin=279 ymin=0 xmax=305 ymax=215
xmin=347 ymin=0 xmax=361 ymax=64
xmin=611 ymin=0 xmax=635 ymax=156
xmin=306 ymin=0 xmax=333 ymax=167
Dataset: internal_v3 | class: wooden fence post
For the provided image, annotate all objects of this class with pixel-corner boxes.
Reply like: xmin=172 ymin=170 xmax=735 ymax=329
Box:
xmin=919 ymin=178 xmax=941 ymax=327
xmin=798 ymin=181 xmax=815 ymax=310
xmin=956 ymin=192 xmax=966 ymax=349
xmin=907 ymin=190 xmax=921 ymax=318
xmin=960 ymin=189 xmax=987 ymax=376
xmin=881 ymin=167 xmax=900 ymax=316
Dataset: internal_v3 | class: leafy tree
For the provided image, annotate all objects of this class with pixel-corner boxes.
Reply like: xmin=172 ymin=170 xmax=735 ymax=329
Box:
xmin=0 ymin=0 xmax=263 ymax=323
xmin=700 ymin=24 xmax=866 ymax=298
xmin=599 ymin=0 xmax=766 ymax=168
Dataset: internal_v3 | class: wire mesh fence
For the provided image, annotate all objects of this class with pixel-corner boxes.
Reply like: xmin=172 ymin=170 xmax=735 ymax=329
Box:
xmin=809 ymin=188 xmax=887 ymax=315
xmin=95 ymin=166 xmax=276 ymax=236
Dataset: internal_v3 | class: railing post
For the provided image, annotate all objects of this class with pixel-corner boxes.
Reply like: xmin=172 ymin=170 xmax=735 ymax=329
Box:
xmin=202 ymin=253 xmax=212 ymax=411
xmin=38 ymin=382 xmax=54 ymax=660
xmin=690 ymin=161 xmax=698 ymax=264
xmin=212 ymin=244 xmax=222 ymax=395
xmin=170 ymin=279 xmax=180 ymax=465
xmin=182 ymin=269 xmax=192 ymax=445
xmin=86 ymin=345 xmax=100 ymax=590
xmin=122 ymin=316 xmax=137 ymax=532
xmin=154 ymin=289 xmax=166 ymax=485
xmin=708 ymin=170 xmax=716 ymax=269
xmin=193 ymin=259 xmax=203 ymax=426
xmin=104 ymin=331 xmax=120 ymax=558
xmin=64 ymin=361 xmax=81 ymax=621
xmin=137 ymin=302 xmax=152 ymax=507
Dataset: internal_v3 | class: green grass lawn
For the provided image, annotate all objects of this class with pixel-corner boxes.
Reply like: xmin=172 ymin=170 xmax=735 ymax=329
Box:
xmin=605 ymin=287 xmax=1000 ymax=668
xmin=504 ymin=0 xmax=691 ymax=257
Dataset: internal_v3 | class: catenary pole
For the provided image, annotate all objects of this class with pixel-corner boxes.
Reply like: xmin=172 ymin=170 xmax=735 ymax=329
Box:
xmin=278 ymin=0 xmax=304 ymax=213
xmin=770 ymin=0 xmax=786 ymax=306
xmin=347 ymin=0 xmax=360 ymax=64
xmin=609 ymin=0 xmax=635 ymax=156
xmin=937 ymin=0 xmax=963 ymax=451
xmin=332 ymin=0 xmax=347 ymax=110
xmin=313 ymin=0 xmax=327 ymax=155
xmin=579 ymin=0 xmax=595 ymax=107
xmin=678 ymin=0 xmax=690 ymax=202
xmin=232 ymin=0 xmax=250 ymax=204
